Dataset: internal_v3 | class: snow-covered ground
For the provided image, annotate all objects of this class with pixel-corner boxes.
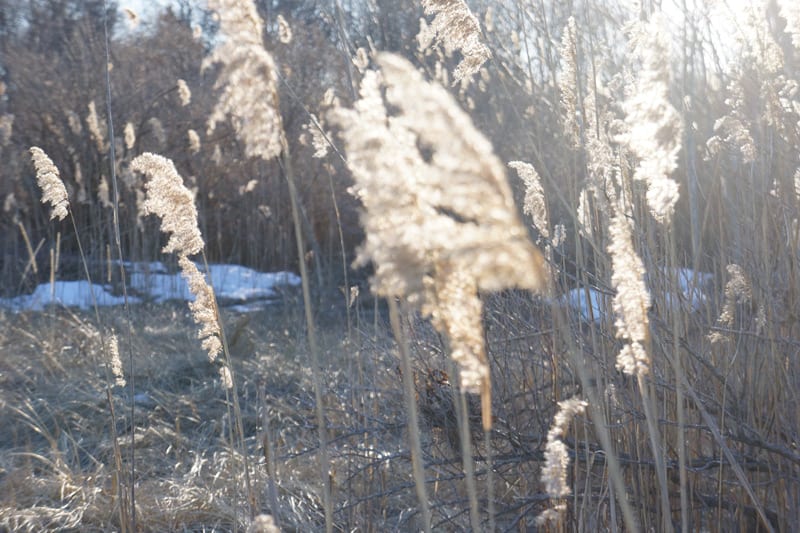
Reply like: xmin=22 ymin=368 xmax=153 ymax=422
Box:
xmin=0 ymin=262 xmax=301 ymax=313
xmin=558 ymin=267 xmax=714 ymax=324
xmin=2 ymin=261 xmax=711 ymax=323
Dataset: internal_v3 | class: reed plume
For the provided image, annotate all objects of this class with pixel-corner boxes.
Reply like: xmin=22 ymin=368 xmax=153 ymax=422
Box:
xmin=331 ymin=53 xmax=547 ymax=428
xmin=107 ymin=332 xmax=125 ymax=387
xmin=509 ymin=160 xmax=548 ymax=240
xmin=537 ymin=396 xmax=587 ymax=526
xmin=131 ymin=153 xmax=203 ymax=257
xmin=558 ymin=16 xmax=580 ymax=146
xmin=609 ymin=210 xmax=651 ymax=377
xmin=131 ymin=153 xmax=224 ymax=365
xmin=708 ymin=264 xmax=751 ymax=344
xmin=29 ymin=146 xmax=69 ymax=221
xmin=177 ymin=79 xmax=191 ymax=107
xmin=617 ymin=14 xmax=682 ymax=224
xmin=418 ymin=0 xmax=492 ymax=84
xmin=179 ymin=256 xmax=223 ymax=362
xmin=187 ymin=129 xmax=201 ymax=154
xmin=124 ymin=122 xmax=136 ymax=150
xmin=276 ymin=14 xmax=292 ymax=44
xmin=204 ymin=0 xmax=283 ymax=161
xmin=86 ymin=100 xmax=108 ymax=153
xmin=779 ymin=0 xmax=800 ymax=49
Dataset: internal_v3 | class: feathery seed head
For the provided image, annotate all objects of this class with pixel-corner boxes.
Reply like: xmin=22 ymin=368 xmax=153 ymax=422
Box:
xmin=247 ymin=514 xmax=280 ymax=533
xmin=179 ymin=256 xmax=223 ymax=362
xmin=617 ymin=15 xmax=683 ymax=224
xmin=187 ymin=129 xmax=201 ymax=154
xmin=277 ymin=14 xmax=292 ymax=44
xmin=205 ymin=0 xmax=283 ymax=161
xmin=537 ymin=396 xmax=587 ymax=525
xmin=219 ymin=365 xmax=233 ymax=389
xmin=608 ymin=211 xmax=651 ymax=376
xmin=0 ymin=114 xmax=13 ymax=145
xmin=559 ymin=17 xmax=580 ymax=146
xmin=131 ymin=152 xmax=204 ymax=256
xmin=124 ymin=122 xmax=136 ymax=150
xmin=177 ymin=79 xmax=192 ymax=106
xmin=204 ymin=43 xmax=282 ymax=160
xmin=418 ymin=0 xmax=492 ymax=84
xmin=108 ymin=332 xmax=125 ymax=387
xmin=778 ymin=0 xmax=800 ymax=50
xmin=86 ymin=101 xmax=108 ymax=153
xmin=123 ymin=8 xmax=139 ymax=28
xmin=30 ymin=146 xmax=69 ymax=221
xmin=709 ymin=264 xmax=751 ymax=344
xmin=331 ymin=53 xmax=546 ymax=423
xmin=509 ymin=161 xmax=549 ymax=240
xmin=207 ymin=0 xmax=263 ymax=45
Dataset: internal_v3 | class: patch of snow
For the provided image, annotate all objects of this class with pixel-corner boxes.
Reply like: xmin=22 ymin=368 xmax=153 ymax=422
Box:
xmin=203 ymin=264 xmax=301 ymax=302
xmin=1 ymin=263 xmax=301 ymax=313
xmin=555 ymin=267 xmax=712 ymax=324
xmin=0 ymin=280 xmax=141 ymax=312
xmin=133 ymin=392 xmax=157 ymax=407
xmin=129 ymin=269 xmax=192 ymax=303
xmin=560 ymin=287 xmax=609 ymax=324
xmin=649 ymin=267 xmax=713 ymax=313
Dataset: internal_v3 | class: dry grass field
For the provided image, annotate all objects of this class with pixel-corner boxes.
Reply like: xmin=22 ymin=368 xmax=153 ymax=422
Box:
xmin=2 ymin=0 xmax=800 ymax=531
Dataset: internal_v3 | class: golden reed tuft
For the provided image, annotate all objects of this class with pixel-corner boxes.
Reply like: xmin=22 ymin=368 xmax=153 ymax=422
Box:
xmin=331 ymin=53 xmax=547 ymax=429
xmin=204 ymin=0 xmax=283 ymax=162
xmin=29 ymin=146 xmax=69 ymax=221
xmin=537 ymin=396 xmax=587 ymax=526
xmin=131 ymin=153 xmax=204 ymax=257
xmin=131 ymin=153 xmax=222 ymax=363
xmin=418 ymin=0 xmax=492 ymax=84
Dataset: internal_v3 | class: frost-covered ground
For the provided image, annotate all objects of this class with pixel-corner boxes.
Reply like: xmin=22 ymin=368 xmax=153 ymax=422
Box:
xmin=0 ymin=262 xmax=301 ymax=313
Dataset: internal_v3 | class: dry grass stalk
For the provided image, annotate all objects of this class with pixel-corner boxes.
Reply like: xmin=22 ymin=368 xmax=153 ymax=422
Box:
xmin=202 ymin=4 xmax=330 ymax=529
xmin=331 ymin=53 xmax=547 ymax=428
xmin=30 ymin=146 xmax=69 ymax=221
xmin=418 ymin=0 xmax=492 ymax=84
